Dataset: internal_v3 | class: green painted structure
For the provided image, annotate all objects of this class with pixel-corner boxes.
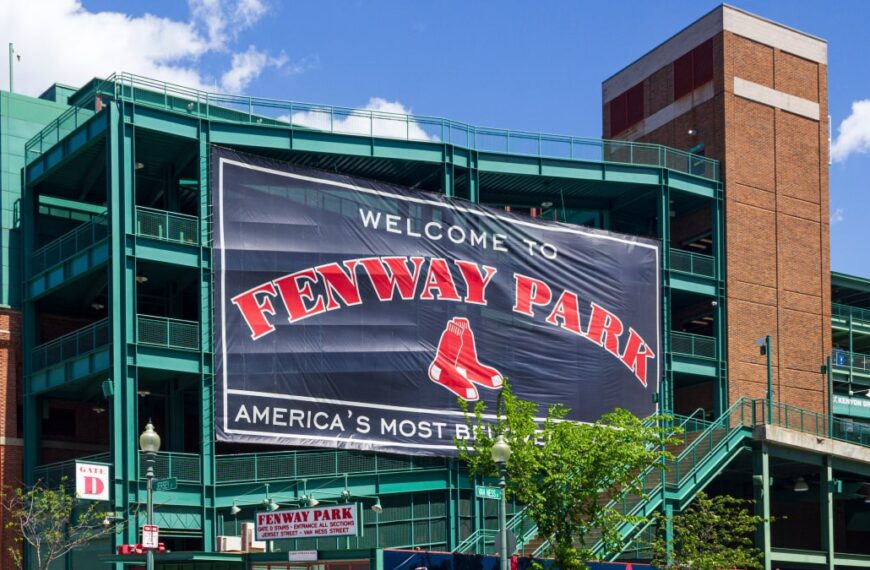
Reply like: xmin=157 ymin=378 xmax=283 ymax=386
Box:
xmin=4 ymin=72 xmax=869 ymax=569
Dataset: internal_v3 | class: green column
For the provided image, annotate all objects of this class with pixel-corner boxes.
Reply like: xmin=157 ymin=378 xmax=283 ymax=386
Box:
xmin=468 ymin=151 xmax=479 ymax=204
xmin=199 ymin=124 xmax=217 ymax=551
xmin=712 ymin=193 xmax=727 ymax=417
xmin=442 ymin=146 xmax=454 ymax=198
xmin=664 ymin=502 xmax=674 ymax=565
xmin=21 ymin=175 xmax=39 ymax=482
xmin=821 ymin=457 xmax=834 ymax=570
xmin=656 ymin=177 xmax=672 ymax=413
xmin=108 ymin=102 xmax=139 ymax=552
xmin=753 ymin=444 xmax=771 ymax=570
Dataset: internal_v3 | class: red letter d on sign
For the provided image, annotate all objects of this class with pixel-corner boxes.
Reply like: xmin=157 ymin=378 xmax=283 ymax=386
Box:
xmin=84 ymin=476 xmax=105 ymax=496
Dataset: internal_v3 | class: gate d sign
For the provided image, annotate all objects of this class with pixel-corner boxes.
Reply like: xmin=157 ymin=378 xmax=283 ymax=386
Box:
xmin=75 ymin=462 xmax=110 ymax=501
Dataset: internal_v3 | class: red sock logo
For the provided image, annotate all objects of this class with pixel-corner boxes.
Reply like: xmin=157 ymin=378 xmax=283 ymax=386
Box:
xmin=428 ymin=320 xmax=479 ymax=401
xmin=451 ymin=318 xmax=503 ymax=390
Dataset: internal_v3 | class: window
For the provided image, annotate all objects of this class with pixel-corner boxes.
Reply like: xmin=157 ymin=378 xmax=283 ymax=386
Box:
xmin=609 ymin=81 xmax=644 ymax=136
xmin=673 ymin=39 xmax=714 ymax=100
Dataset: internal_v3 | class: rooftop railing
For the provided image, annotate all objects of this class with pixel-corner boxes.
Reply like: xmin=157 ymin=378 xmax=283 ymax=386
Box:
xmin=31 ymin=214 xmax=108 ymax=276
xmin=26 ymin=73 xmax=721 ymax=182
xmin=140 ymin=451 xmax=202 ymax=483
xmin=31 ymin=319 xmax=110 ymax=373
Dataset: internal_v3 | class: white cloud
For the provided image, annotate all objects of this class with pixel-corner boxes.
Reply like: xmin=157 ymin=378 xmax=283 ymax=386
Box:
xmin=831 ymin=99 xmax=870 ymax=163
xmin=281 ymin=97 xmax=438 ymax=142
xmin=831 ymin=207 xmax=844 ymax=225
xmin=221 ymin=45 xmax=286 ymax=93
xmin=0 ymin=0 xmax=292 ymax=96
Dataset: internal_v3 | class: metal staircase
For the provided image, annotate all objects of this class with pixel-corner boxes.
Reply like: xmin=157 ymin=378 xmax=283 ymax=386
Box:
xmin=455 ymin=399 xmax=756 ymax=560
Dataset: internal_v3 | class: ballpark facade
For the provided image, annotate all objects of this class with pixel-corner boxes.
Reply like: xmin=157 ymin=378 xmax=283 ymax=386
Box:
xmin=1 ymin=4 xmax=868 ymax=569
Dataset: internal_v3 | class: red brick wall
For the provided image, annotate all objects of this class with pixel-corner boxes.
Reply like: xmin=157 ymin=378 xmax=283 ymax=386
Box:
xmin=604 ymin=27 xmax=831 ymax=416
xmin=0 ymin=309 xmax=22 ymax=566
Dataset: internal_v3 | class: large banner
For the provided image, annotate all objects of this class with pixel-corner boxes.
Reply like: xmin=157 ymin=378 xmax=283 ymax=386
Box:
xmin=214 ymin=148 xmax=660 ymax=455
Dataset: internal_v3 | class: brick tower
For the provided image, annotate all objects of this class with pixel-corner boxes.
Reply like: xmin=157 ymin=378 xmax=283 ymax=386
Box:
xmin=603 ymin=5 xmax=831 ymax=414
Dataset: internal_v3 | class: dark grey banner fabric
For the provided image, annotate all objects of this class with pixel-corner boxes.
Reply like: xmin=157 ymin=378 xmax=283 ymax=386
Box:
xmin=213 ymin=147 xmax=660 ymax=455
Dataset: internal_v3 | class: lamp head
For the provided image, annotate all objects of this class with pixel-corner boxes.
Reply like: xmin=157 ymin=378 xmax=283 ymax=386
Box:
xmin=138 ymin=421 xmax=161 ymax=453
xmin=266 ymin=498 xmax=279 ymax=512
xmin=307 ymin=496 xmax=320 ymax=508
xmin=491 ymin=434 xmax=511 ymax=465
xmin=230 ymin=501 xmax=241 ymax=516
xmin=371 ymin=497 xmax=383 ymax=513
xmin=793 ymin=476 xmax=809 ymax=493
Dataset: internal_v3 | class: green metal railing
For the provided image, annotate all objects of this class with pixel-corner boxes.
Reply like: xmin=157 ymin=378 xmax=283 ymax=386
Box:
xmin=24 ymin=103 xmax=96 ymax=161
xmin=32 ymin=452 xmax=111 ymax=487
xmin=31 ymin=214 xmax=108 ymax=276
xmin=670 ymin=331 xmax=716 ymax=359
xmin=31 ymin=319 xmax=110 ymax=372
xmin=215 ymin=448 xmax=447 ymax=485
xmin=141 ymin=451 xmax=202 ymax=483
xmin=137 ymin=315 xmax=200 ymax=350
xmin=831 ymin=302 xmax=870 ymax=325
xmin=136 ymin=206 xmax=199 ymax=245
xmin=831 ymin=349 xmax=870 ymax=374
xmin=668 ymin=248 xmax=716 ymax=279
xmin=25 ymin=73 xmax=720 ymax=181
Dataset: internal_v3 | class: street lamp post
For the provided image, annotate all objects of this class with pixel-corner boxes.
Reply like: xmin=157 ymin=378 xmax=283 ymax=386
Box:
xmin=139 ymin=421 xmax=161 ymax=570
xmin=491 ymin=434 xmax=512 ymax=570
xmin=757 ymin=336 xmax=772 ymax=422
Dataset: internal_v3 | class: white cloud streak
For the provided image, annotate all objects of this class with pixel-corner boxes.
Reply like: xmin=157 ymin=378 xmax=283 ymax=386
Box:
xmin=281 ymin=97 xmax=438 ymax=142
xmin=831 ymin=99 xmax=870 ymax=163
xmin=830 ymin=207 xmax=844 ymax=225
xmin=0 ymin=0 xmax=295 ymax=96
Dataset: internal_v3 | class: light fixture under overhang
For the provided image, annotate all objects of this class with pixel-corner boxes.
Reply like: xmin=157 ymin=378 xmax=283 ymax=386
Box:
xmin=687 ymin=128 xmax=698 ymax=136
xmin=137 ymin=390 xmax=151 ymax=398
xmin=230 ymin=501 xmax=241 ymax=516
xmin=794 ymin=476 xmax=809 ymax=492
xmin=136 ymin=273 xmax=148 ymax=284
xmin=90 ymin=302 xmax=105 ymax=310
xmin=135 ymin=162 xmax=145 ymax=170
xmin=92 ymin=406 xmax=106 ymax=414
xmin=540 ymin=201 xmax=554 ymax=209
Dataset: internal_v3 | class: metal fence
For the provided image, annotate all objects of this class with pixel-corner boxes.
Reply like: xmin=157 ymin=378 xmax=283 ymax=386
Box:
xmin=670 ymin=331 xmax=717 ymax=359
xmin=137 ymin=315 xmax=200 ymax=350
xmin=24 ymin=104 xmax=96 ymax=161
xmin=26 ymin=72 xmax=721 ymax=182
xmin=141 ymin=451 xmax=202 ymax=483
xmin=832 ymin=302 xmax=870 ymax=325
xmin=216 ymin=449 xmax=448 ymax=485
xmin=831 ymin=349 xmax=870 ymax=373
xmin=31 ymin=319 xmax=110 ymax=372
xmin=669 ymin=248 xmax=716 ymax=279
xmin=31 ymin=214 xmax=108 ymax=276
xmin=136 ymin=207 xmax=199 ymax=245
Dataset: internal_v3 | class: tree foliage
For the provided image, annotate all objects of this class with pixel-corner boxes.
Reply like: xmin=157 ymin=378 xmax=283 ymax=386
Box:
xmin=651 ymin=492 xmax=767 ymax=570
xmin=3 ymin=478 xmax=124 ymax=570
xmin=455 ymin=381 xmax=677 ymax=570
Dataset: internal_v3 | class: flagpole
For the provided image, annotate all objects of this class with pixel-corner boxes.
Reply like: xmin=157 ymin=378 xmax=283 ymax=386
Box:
xmin=8 ymin=43 xmax=12 ymax=93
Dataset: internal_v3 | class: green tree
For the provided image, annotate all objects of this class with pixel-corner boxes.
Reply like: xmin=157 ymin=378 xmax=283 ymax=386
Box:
xmin=456 ymin=381 xmax=677 ymax=570
xmin=3 ymin=478 xmax=124 ymax=570
xmin=651 ymin=492 xmax=767 ymax=570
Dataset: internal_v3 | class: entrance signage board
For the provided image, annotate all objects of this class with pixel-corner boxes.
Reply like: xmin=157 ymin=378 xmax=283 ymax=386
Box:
xmin=256 ymin=504 xmax=359 ymax=541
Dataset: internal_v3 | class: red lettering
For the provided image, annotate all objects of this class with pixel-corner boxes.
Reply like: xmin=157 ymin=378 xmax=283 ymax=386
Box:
xmin=419 ymin=258 xmax=461 ymax=301
xmin=331 ymin=508 xmax=341 ymax=521
xmin=544 ymin=290 xmax=582 ymax=334
xmin=231 ymin=282 xmax=279 ymax=339
xmin=342 ymin=507 xmax=353 ymax=519
xmin=585 ymin=302 xmax=623 ymax=357
xmin=314 ymin=510 xmax=323 ymax=521
xmin=512 ymin=274 xmax=552 ymax=317
xmin=83 ymin=476 xmax=104 ymax=496
xmin=315 ymin=260 xmax=362 ymax=310
xmin=454 ymin=260 xmax=497 ymax=305
xmin=273 ymin=269 xmax=327 ymax=322
xmin=620 ymin=327 xmax=655 ymax=387
xmin=359 ymin=256 xmax=425 ymax=301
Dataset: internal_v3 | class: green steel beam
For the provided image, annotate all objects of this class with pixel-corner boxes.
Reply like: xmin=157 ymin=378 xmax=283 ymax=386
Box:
xmin=25 ymin=113 xmax=108 ymax=185
xmin=821 ymin=457 xmax=834 ymax=570
xmin=754 ymin=444 xmax=772 ymax=570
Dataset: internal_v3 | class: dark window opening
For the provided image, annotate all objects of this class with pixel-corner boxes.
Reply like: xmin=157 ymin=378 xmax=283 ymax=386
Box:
xmin=610 ymin=81 xmax=645 ymax=136
xmin=673 ymin=39 xmax=714 ymax=100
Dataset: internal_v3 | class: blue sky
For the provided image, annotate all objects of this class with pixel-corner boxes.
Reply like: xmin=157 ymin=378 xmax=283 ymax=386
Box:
xmin=3 ymin=1 xmax=869 ymax=276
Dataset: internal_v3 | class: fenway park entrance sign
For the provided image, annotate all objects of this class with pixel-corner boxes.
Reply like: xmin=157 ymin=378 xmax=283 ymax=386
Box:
xmin=213 ymin=148 xmax=661 ymax=455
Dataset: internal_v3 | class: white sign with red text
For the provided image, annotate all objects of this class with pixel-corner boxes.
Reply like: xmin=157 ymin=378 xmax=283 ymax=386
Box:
xmin=142 ymin=525 xmax=159 ymax=549
xmin=256 ymin=504 xmax=358 ymax=541
xmin=75 ymin=461 xmax=110 ymax=501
